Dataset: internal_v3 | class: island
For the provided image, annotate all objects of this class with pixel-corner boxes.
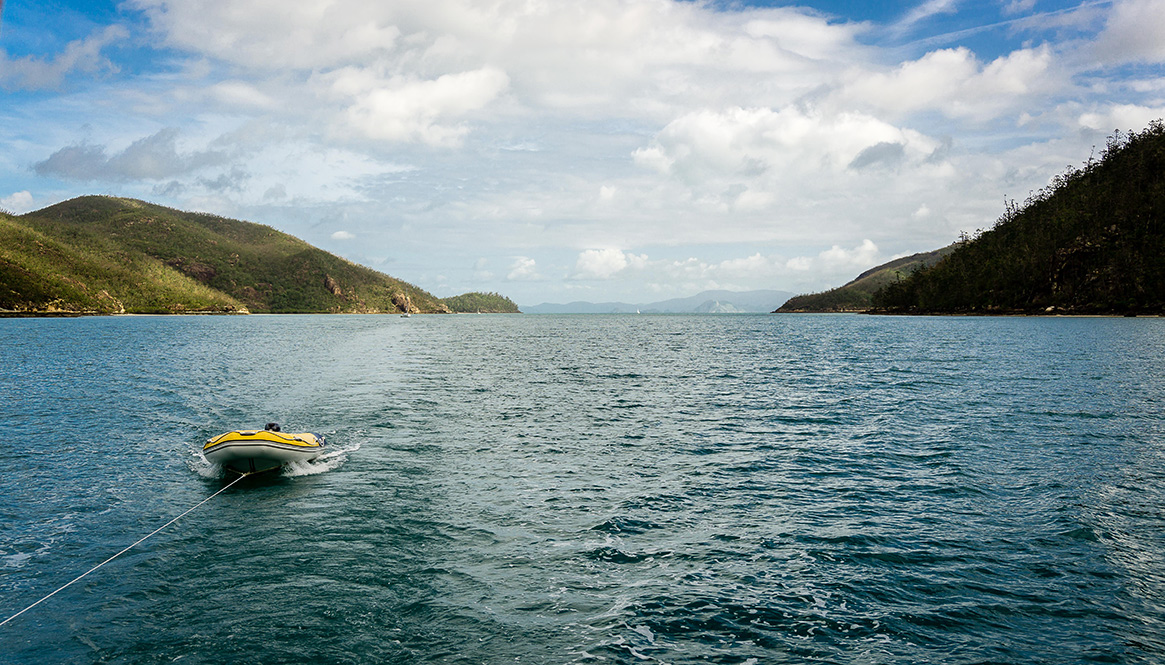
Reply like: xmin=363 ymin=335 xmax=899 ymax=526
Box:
xmin=0 ymin=196 xmax=516 ymax=315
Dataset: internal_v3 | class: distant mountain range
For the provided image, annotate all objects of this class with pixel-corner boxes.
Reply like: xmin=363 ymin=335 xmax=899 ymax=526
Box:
xmin=522 ymin=289 xmax=794 ymax=314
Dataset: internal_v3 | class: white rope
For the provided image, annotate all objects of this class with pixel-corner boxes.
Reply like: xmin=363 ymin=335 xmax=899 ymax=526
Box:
xmin=1 ymin=472 xmax=251 ymax=628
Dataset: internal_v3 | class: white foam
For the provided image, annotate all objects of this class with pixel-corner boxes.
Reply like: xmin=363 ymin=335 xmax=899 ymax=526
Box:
xmin=186 ymin=447 xmax=221 ymax=479
xmin=281 ymin=440 xmax=362 ymax=477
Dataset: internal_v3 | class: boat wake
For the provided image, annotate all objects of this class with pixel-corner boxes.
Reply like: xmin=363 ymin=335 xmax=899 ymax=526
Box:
xmin=282 ymin=441 xmax=360 ymax=477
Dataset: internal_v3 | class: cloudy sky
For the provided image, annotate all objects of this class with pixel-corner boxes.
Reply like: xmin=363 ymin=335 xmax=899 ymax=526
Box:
xmin=2 ymin=0 xmax=1163 ymax=305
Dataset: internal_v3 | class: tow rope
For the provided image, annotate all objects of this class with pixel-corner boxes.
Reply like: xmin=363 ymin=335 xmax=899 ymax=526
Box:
xmin=1 ymin=471 xmax=253 ymax=627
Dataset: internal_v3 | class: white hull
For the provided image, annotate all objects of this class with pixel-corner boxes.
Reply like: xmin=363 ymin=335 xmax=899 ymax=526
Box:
xmin=203 ymin=430 xmax=325 ymax=474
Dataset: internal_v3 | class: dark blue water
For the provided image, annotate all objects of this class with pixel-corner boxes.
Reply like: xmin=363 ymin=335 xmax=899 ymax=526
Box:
xmin=2 ymin=314 xmax=1164 ymax=664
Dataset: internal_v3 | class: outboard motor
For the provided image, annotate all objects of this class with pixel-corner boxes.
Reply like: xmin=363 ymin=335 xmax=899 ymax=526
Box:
xmin=265 ymin=422 xmax=281 ymax=432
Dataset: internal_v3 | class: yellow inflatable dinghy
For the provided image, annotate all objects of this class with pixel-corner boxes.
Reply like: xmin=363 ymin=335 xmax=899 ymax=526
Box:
xmin=203 ymin=423 xmax=325 ymax=473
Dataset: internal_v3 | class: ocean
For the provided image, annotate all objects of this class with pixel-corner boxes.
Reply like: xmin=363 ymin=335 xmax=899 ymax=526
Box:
xmin=2 ymin=313 xmax=1163 ymax=664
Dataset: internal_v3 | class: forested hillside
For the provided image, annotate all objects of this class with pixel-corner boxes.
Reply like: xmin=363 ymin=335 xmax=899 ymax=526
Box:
xmin=443 ymin=292 xmax=521 ymax=313
xmin=874 ymin=122 xmax=1165 ymax=314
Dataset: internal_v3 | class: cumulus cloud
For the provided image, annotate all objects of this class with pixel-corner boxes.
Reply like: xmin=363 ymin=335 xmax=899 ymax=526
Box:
xmin=834 ymin=45 xmax=1057 ymax=121
xmin=1078 ymin=103 xmax=1165 ymax=132
xmin=1 ymin=191 xmax=34 ymax=214
xmin=786 ymin=240 xmax=881 ymax=274
xmin=335 ymin=67 xmax=510 ymax=146
xmin=573 ymin=248 xmax=649 ymax=280
xmin=507 ymin=256 xmax=541 ymax=281
xmin=1093 ymin=0 xmax=1165 ymax=64
xmin=126 ymin=0 xmax=870 ymax=148
xmin=34 ymin=128 xmax=228 ymax=182
xmin=331 ymin=230 xmax=355 ymax=240
xmin=6 ymin=0 xmax=1163 ymax=303
xmin=634 ymin=106 xmax=941 ymax=188
xmin=128 ymin=0 xmax=402 ymax=70
xmin=0 ymin=25 xmax=128 ymax=91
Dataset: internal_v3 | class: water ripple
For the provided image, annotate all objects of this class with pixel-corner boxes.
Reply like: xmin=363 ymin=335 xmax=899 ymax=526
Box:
xmin=1 ymin=315 xmax=1164 ymax=664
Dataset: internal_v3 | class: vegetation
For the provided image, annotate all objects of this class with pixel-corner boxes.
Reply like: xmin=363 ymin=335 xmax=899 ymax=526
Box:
xmin=1 ymin=196 xmax=454 ymax=314
xmin=873 ymin=122 xmax=1165 ymax=314
xmin=776 ymin=247 xmax=953 ymax=312
xmin=443 ymin=291 xmax=521 ymax=313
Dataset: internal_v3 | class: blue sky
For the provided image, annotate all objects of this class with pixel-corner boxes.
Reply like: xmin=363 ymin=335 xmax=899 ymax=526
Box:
xmin=2 ymin=0 xmax=1163 ymax=305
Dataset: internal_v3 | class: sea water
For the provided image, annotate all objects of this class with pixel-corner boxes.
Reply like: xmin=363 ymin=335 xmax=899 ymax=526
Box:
xmin=1 ymin=314 xmax=1163 ymax=664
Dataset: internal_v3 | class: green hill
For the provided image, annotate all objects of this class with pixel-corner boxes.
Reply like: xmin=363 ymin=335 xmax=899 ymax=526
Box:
xmin=0 ymin=196 xmax=451 ymax=314
xmin=775 ymin=246 xmax=954 ymax=313
xmin=443 ymin=292 xmax=521 ymax=313
xmin=873 ymin=122 xmax=1165 ymax=314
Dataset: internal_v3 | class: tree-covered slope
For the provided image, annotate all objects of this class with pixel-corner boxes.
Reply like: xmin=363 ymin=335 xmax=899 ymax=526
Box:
xmin=776 ymin=247 xmax=953 ymax=312
xmin=1 ymin=196 xmax=450 ymax=314
xmin=443 ymin=292 xmax=521 ymax=313
xmin=873 ymin=123 xmax=1165 ymax=315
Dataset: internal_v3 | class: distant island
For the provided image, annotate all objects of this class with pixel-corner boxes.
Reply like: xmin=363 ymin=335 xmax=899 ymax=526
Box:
xmin=0 ymin=196 xmax=515 ymax=316
xmin=779 ymin=121 xmax=1165 ymax=316
xmin=442 ymin=292 xmax=520 ymax=313
xmin=523 ymin=290 xmax=793 ymax=314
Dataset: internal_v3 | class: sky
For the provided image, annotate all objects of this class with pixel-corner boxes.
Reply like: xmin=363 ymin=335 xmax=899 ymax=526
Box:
xmin=1 ymin=1 xmax=1163 ymax=306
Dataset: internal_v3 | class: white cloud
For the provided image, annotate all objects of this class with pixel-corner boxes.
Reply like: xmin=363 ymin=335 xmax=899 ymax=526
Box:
xmin=785 ymin=240 xmax=881 ymax=275
xmin=1093 ymin=0 xmax=1165 ymax=65
xmin=7 ymin=0 xmax=1163 ymax=304
xmin=635 ymin=106 xmax=904 ymax=178
xmin=1 ymin=191 xmax=35 ymax=213
xmin=1078 ymin=103 xmax=1165 ymax=132
xmin=899 ymin=0 xmax=961 ymax=29
xmin=331 ymin=230 xmax=355 ymax=240
xmin=834 ymin=45 xmax=1057 ymax=121
xmin=507 ymin=256 xmax=541 ymax=281
xmin=573 ymin=248 xmax=649 ymax=280
xmin=632 ymin=105 xmax=943 ymax=206
xmin=820 ymin=239 xmax=881 ymax=271
xmin=334 ymin=67 xmax=510 ymax=146
xmin=127 ymin=0 xmax=402 ymax=70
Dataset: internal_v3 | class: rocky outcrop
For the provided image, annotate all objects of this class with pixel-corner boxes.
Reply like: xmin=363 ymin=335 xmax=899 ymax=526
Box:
xmin=392 ymin=291 xmax=414 ymax=313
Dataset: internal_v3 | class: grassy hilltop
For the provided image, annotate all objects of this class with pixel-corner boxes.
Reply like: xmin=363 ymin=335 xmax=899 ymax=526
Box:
xmin=0 ymin=196 xmax=453 ymax=314
xmin=874 ymin=122 xmax=1165 ymax=314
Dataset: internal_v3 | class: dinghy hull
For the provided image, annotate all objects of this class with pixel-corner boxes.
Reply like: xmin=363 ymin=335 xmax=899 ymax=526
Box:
xmin=203 ymin=430 xmax=325 ymax=473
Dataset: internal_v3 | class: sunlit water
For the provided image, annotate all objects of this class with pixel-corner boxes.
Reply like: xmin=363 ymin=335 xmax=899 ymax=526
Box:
xmin=2 ymin=314 xmax=1164 ymax=664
